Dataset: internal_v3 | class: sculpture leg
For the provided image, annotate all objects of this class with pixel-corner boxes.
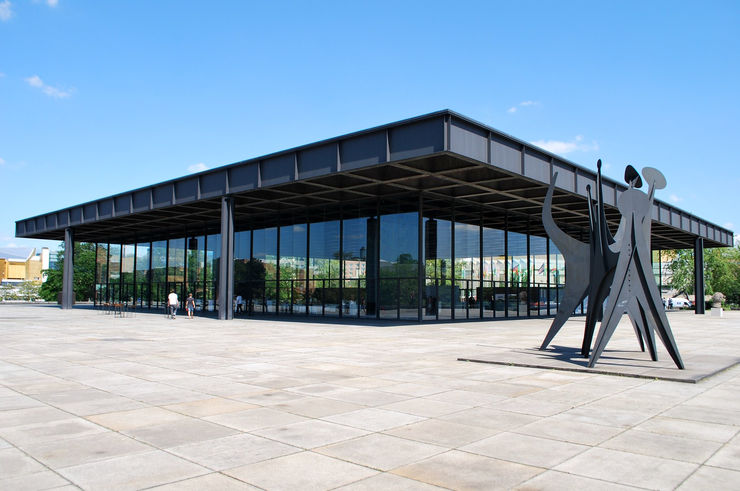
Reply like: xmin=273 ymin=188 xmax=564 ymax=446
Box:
xmin=588 ymin=297 xmax=625 ymax=368
xmin=629 ymin=298 xmax=657 ymax=360
xmin=635 ymin=252 xmax=684 ymax=369
xmin=629 ymin=312 xmax=646 ymax=353
xmin=540 ymin=288 xmax=588 ymax=350
xmin=581 ymin=270 xmax=615 ymax=357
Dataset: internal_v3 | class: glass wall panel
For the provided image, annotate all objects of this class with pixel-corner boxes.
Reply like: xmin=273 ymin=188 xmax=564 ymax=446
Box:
xmin=151 ymin=240 xmax=167 ymax=309
xmin=95 ymin=243 xmax=108 ymax=305
xmin=343 ymin=216 xmax=375 ymax=318
xmin=121 ymin=244 xmax=136 ymax=303
xmin=186 ymin=235 xmax=205 ymax=312
xmin=508 ymin=231 xmax=527 ymax=317
xmin=310 ymin=220 xmax=341 ymax=316
xmin=530 ymin=235 xmax=547 ymax=316
xmin=135 ymin=242 xmax=150 ymax=308
xmin=205 ymin=234 xmax=220 ymax=311
xmin=424 ymin=217 xmax=452 ymax=320
xmin=279 ymin=224 xmax=307 ymax=314
xmin=549 ymin=239 xmax=565 ymax=316
xmin=167 ymin=238 xmax=185 ymax=306
xmin=379 ymin=212 xmax=418 ymax=319
xmin=108 ymin=244 xmax=121 ymax=303
xmin=252 ymin=227 xmax=277 ymax=313
xmin=234 ymin=230 xmax=254 ymax=314
xmin=482 ymin=227 xmax=505 ymax=317
xmin=455 ymin=222 xmax=480 ymax=319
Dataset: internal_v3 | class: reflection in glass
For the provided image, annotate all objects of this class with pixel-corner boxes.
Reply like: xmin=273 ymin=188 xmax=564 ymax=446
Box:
xmin=95 ymin=243 xmax=108 ymax=304
xmin=121 ymin=244 xmax=135 ymax=303
xmin=167 ymin=238 xmax=185 ymax=306
xmin=136 ymin=242 xmax=150 ymax=308
xmin=234 ymin=230 xmax=254 ymax=314
xmin=482 ymin=227 xmax=505 ymax=317
xmin=151 ymin=240 xmax=167 ymax=308
xmin=508 ymin=231 xmax=527 ymax=317
xmin=205 ymin=234 xmax=220 ymax=311
xmin=343 ymin=216 xmax=374 ymax=317
xmin=379 ymin=212 xmax=418 ymax=319
xmin=186 ymin=235 xmax=205 ymax=311
xmin=549 ymin=239 xmax=565 ymax=315
xmin=310 ymin=220 xmax=340 ymax=316
xmin=280 ymin=224 xmax=307 ymax=313
xmin=455 ymin=222 xmax=480 ymax=319
xmin=424 ymin=217 xmax=452 ymax=320
xmin=530 ymin=235 xmax=547 ymax=315
xmin=108 ymin=244 xmax=121 ymax=303
xmin=253 ymin=228 xmax=277 ymax=312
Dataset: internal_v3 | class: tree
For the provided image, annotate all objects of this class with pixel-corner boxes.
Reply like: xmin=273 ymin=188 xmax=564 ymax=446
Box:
xmin=39 ymin=242 xmax=97 ymax=302
xmin=667 ymin=249 xmax=695 ymax=297
xmin=667 ymin=246 xmax=740 ymax=305
xmin=17 ymin=281 xmax=40 ymax=301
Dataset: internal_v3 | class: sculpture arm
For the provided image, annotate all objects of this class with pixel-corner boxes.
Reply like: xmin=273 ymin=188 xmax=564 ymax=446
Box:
xmin=543 ymin=173 xmax=587 ymax=254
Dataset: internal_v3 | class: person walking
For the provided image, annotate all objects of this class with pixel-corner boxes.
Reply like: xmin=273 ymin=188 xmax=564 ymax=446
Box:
xmin=168 ymin=290 xmax=179 ymax=319
xmin=186 ymin=293 xmax=195 ymax=319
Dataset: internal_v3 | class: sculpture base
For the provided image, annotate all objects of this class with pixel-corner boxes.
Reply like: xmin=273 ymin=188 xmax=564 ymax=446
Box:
xmin=712 ymin=307 xmax=724 ymax=317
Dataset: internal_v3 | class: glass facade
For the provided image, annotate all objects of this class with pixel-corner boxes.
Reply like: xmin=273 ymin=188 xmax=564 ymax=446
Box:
xmin=91 ymin=206 xmax=568 ymax=321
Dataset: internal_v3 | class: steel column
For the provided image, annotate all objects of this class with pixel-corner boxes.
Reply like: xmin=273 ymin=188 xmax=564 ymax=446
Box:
xmin=694 ymin=237 xmax=705 ymax=314
xmin=62 ymin=227 xmax=74 ymax=309
xmin=418 ymin=194 xmax=423 ymax=322
xmin=218 ymin=196 xmax=234 ymax=320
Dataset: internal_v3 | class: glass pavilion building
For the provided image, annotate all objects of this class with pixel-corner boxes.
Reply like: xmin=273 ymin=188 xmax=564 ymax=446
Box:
xmin=16 ymin=111 xmax=734 ymax=320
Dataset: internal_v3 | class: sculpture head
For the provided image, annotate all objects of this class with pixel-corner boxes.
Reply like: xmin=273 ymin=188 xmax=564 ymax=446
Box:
xmin=624 ymin=165 xmax=643 ymax=188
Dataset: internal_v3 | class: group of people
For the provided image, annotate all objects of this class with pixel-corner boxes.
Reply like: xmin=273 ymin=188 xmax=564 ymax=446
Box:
xmin=166 ymin=290 xmax=196 ymax=319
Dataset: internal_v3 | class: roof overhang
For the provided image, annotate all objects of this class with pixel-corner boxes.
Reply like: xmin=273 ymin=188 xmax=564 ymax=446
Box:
xmin=16 ymin=110 xmax=734 ymax=249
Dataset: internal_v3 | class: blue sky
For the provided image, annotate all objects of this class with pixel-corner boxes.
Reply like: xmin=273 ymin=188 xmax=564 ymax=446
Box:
xmin=1 ymin=0 xmax=738 ymax=251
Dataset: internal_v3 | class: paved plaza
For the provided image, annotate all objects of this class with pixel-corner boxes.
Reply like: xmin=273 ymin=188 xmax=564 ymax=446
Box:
xmin=0 ymin=304 xmax=739 ymax=490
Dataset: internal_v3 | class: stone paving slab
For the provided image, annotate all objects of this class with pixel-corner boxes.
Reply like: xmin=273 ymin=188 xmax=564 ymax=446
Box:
xmin=460 ymin=347 xmax=740 ymax=383
xmin=460 ymin=313 xmax=740 ymax=383
xmin=0 ymin=304 xmax=739 ymax=490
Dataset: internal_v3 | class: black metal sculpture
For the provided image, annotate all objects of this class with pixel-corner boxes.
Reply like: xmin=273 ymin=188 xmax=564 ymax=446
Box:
xmin=540 ymin=161 xmax=684 ymax=369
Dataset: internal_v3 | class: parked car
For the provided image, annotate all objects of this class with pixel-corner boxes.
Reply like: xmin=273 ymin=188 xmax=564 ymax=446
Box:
xmin=670 ymin=297 xmax=693 ymax=309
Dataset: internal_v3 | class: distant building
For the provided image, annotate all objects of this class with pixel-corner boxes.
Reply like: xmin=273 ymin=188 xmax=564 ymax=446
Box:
xmin=0 ymin=247 xmax=49 ymax=284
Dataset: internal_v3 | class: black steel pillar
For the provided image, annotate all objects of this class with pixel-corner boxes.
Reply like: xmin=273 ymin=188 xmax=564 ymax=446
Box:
xmin=417 ymin=194 xmax=424 ymax=322
xmin=218 ymin=196 xmax=234 ymax=320
xmin=694 ymin=237 xmax=705 ymax=314
xmin=62 ymin=227 xmax=74 ymax=309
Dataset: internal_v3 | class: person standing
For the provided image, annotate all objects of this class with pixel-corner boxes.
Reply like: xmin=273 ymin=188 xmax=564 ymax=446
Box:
xmin=168 ymin=290 xmax=179 ymax=319
xmin=186 ymin=293 xmax=195 ymax=319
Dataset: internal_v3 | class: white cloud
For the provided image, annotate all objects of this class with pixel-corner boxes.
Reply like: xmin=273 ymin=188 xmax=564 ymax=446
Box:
xmin=531 ymin=135 xmax=599 ymax=155
xmin=46 ymin=0 xmax=58 ymax=6
xmin=0 ymin=72 xmax=5 ymax=78
xmin=25 ymin=74 xmax=72 ymax=98
xmin=723 ymin=222 xmax=733 ymax=229
xmin=187 ymin=162 xmax=208 ymax=173
xmin=0 ymin=1 xmax=12 ymax=21
xmin=507 ymin=100 xmax=540 ymax=114
xmin=669 ymin=194 xmax=682 ymax=203
xmin=0 ymin=157 xmax=4 ymax=166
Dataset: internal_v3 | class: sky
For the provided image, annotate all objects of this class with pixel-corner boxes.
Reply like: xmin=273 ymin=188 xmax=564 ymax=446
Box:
xmin=1 ymin=0 xmax=739 ymax=252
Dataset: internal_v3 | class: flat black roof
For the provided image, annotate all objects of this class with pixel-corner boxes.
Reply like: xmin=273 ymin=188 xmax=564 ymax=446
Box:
xmin=16 ymin=110 xmax=734 ymax=249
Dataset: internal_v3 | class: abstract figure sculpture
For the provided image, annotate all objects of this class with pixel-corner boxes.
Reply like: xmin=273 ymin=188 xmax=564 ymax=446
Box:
xmin=540 ymin=161 xmax=684 ymax=369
